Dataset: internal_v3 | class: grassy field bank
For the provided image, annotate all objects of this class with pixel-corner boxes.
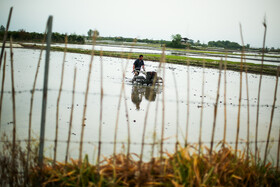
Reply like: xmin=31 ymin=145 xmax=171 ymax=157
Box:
xmin=21 ymin=43 xmax=279 ymax=76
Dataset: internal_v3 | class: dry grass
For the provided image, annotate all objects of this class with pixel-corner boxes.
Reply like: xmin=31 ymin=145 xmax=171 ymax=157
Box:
xmin=1 ymin=139 xmax=279 ymax=186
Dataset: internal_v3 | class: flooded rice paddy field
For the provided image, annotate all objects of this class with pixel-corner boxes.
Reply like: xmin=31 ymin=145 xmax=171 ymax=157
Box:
xmin=1 ymin=48 xmax=280 ymax=162
xmin=24 ymin=43 xmax=280 ymax=65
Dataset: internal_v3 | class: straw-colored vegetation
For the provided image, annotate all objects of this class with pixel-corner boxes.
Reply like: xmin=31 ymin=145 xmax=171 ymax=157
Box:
xmin=1 ymin=139 xmax=280 ymax=186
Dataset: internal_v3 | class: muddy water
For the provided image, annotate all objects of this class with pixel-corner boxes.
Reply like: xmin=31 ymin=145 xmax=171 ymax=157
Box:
xmin=1 ymin=48 xmax=280 ymax=163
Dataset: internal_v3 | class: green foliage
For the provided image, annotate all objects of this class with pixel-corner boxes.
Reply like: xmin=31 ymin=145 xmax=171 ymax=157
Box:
xmin=88 ymin=29 xmax=99 ymax=38
xmin=0 ymin=25 xmax=5 ymax=32
xmin=166 ymin=34 xmax=185 ymax=49
xmin=208 ymin=40 xmax=242 ymax=50
xmin=0 ymin=30 xmax=85 ymax=44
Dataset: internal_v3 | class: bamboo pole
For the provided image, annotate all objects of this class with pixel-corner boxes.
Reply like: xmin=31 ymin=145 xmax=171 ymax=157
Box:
xmin=210 ymin=61 xmax=222 ymax=155
xmin=112 ymin=41 xmax=135 ymax=179
xmin=160 ymin=46 xmax=166 ymax=173
xmin=97 ymin=51 xmax=104 ymax=170
xmin=255 ymin=19 xmax=267 ymax=161
xmin=25 ymin=28 xmax=47 ymax=184
xmin=26 ymin=28 xmax=47 ymax=186
xmin=172 ymin=71 xmax=179 ymax=152
xmin=263 ymin=67 xmax=279 ymax=165
xmin=239 ymin=24 xmax=251 ymax=161
xmin=65 ymin=67 xmax=77 ymax=164
xmin=0 ymin=52 xmax=7 ymax=128
xmin=10 ymin=37 xmax=17 ymax=184
xmin=0 ymin=7 xmax=13 ymax=68
xmin=198 ymin=60 xmax=205 ymax=155
xmin=139 ymin=54 xmax=163 ymax=178
xmin=222 ymin=59 xmax=227 ymax=148
xmin=53 ymin=35 xmax=68 ymax=166
xmin=79 ymin=32 xmax=96 ymax=163
xmin=235 ymin=35 xmax=244 ymax=155
xmin=185 ymin=57 xmax=190 ymax=147
xmin=38 ymin=16 xmax=53 ymax=168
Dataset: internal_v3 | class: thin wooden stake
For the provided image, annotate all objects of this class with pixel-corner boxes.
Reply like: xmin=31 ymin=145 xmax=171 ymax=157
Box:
xmin=38 ymin=16 xmax=53 ymax=168
xmin=222 ymin=59 xmax=227 ymax=148
xmin=239 ymin=24 xmax=250 ymax=161
xmin=198 ymin=60 xmax=205 ymax=155
xmin=160 ymin=46 xmax=166 ymax=173
xmin=139 ymin=54 xmax=163 ymax=178
xmin=263 ymin=67 xmax=279 ymax=165
xmin=97 ymin=51 xmax=104 ymax=170
xmin=235 ymin=30 xmax=244 ymax=155
xmin=26 ymin=28 xmax=47 ymax=186
xmin=0 ymin=7 xmax=13 ymax=68
xmin=53 ymin=35 xmax=68 ymax=166
xmin=172 ymin=71 xmax=179 ymax=152
xmin=255 ymin=18 xmax=267 ymax=161
xmin=65 ymin=67 xmax=77 ymax=164
xmin=79 ymin=32 xmax=96 ymax=163
xmin=10 ymin=37 xmax=17 ymax=184
xmin=185 ymin=57 xmax=190 ymax=147
xmin=0 ymin=52 xmax=7 ymax=127
xmin=210 ymin=61 xmax=222 ymax=155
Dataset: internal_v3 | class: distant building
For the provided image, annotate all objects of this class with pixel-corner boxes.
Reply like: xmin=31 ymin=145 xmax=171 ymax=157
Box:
xmin=181 ymin=37 xmax=189 ymax=43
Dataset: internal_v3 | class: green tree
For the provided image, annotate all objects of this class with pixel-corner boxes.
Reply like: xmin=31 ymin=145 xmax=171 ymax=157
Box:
xmin=171 ymin=34 xmax=182 ymax=46
xmin=0 ymin=25 xmax=5 ymax=32
xmin=93 ymin=29 xmax=99 ymax=37
xmin=88 ymin=29 xmax=99 ymax=38
xmin=87 ymin=29 xmax=93 ymax=38
xmin=166 ymin=34 xmax=185 ymax=48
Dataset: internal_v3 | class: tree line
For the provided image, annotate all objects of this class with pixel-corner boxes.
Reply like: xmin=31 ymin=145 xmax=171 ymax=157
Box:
xmin=1 ymin=25 xmax=279 ymax=51
xmin=0 ymin=26 xmax=84 ymax=44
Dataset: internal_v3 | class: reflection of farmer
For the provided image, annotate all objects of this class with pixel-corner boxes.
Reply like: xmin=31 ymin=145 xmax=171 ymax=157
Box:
xmin=131 ymin=86 xmax=143 ymax=110
xmin=133 ymin=55 xmax=145 ymax=76
xmin=145 ymin=87 xmax=156 ymax=101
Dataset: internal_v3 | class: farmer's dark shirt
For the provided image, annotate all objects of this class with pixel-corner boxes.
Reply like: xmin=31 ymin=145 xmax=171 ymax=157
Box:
xmin=134 ymin=59 xmax=144 ymax=70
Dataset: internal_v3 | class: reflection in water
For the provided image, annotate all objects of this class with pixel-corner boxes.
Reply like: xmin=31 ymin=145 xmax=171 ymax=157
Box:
xmin=131 ymin=85 xmax=162 ymax=110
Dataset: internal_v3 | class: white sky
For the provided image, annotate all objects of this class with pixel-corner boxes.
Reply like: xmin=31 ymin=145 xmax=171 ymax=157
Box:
xmin=0 ymin=0 xmax=279 ymax=48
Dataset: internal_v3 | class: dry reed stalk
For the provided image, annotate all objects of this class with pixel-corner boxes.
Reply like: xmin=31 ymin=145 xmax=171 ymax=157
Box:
xmin=151 ymin=95 xmax=160 ymax=159
xmin=263 ymin=67 xmax=279 ymax=165
xmin=222 ymin=58 xmax=227 ymax=148
xmin=79 ymin=33 xmax=97 ymax=163
xmin=185 ymin=56 xmax=190 ymax=147
xmin=198 ymin=60 xmax=205 ymax=155
xmin=255 ymin=19 xmax=267 ymax=161
xmin=26 ymin=29 xmax=47 ymax=185
xmin=113 ymin=67 xmax=124 ymax=178
xmin=0 ymin=7 xmax=13 ymax=68
xmin=65 ymin=67 xmax=77 ymax=164
xmin=123 ymin=40 xmax=137 ymax=160
xmin=122 ymin=73 xmax=131 ymax=159
xmin=0 ymin=52 xmax=7 ymax=127
xmin=235 ymin=35 xmax=244 ymax=155
xmin=53 ymin=35 xmax=68 ymax=166
xmin=277 ymin=128 xmax=280 ymax=171
xmin=97 ymin=51 xmax=104 ymax=170
xmin=172 ymin=71 xmax=179 ymax=152
xmin=139 ymin=53 xmax=164 ymax=178
xmin=245 ymin=62 xmax=250 ymax=161
xmin=239 ymin=24 xmax=251 ymax=161
xmin=210 ymin=61 xmax=222 ymax=156
xmin=10 ymin=37 xmax=17 ymax=184
xmin=160 ymin=46 xmax=166 ymax=173
xmin=113 ymin=42 xmax=135 ymax=179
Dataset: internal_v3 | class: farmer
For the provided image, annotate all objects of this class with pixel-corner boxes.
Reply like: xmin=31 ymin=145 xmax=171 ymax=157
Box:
xmin=133 ymin=55 xmax=145 ymax=76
